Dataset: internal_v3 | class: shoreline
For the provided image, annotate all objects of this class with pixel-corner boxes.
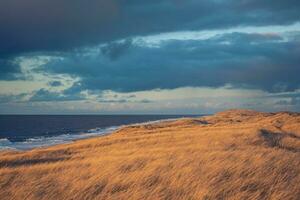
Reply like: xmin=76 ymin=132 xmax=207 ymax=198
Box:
xmin=1 ymin=109 xmax=299 ymax=200
xmin=0 ymin=116 xmax=192 ymax=151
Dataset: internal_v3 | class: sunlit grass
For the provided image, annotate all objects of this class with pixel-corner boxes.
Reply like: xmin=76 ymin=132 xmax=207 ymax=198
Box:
xmin=0 ymin=110 xmax=300 ymax=200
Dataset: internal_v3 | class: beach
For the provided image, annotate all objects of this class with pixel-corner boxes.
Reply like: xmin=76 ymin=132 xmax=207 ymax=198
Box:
xmin=0 ymin=109 xmax=300 ymax=199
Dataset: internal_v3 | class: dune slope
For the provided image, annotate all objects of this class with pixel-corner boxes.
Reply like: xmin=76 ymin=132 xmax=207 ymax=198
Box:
xmin=0 ymin=109 xmax=300 ymax=200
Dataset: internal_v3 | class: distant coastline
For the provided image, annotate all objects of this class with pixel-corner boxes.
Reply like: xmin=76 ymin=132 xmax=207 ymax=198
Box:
xmin=0 ymin=115 xmax=201 ymax=150
xmin=1 ymin=110 xmax=299 ymax=199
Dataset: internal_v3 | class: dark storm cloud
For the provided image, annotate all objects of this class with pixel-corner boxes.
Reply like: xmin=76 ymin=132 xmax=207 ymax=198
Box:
xmin=269 ymin=91 xmax=300 ymax=99
xmin=0 ymin=0 xmax=300 ymax=58
xmin=29 ymin=89 xmax=84 ymax=102
xmin=275 ymin=97 xmax=300 ymax=106
xmin=28 ymin=87 xmax=152 ymax=103
xmin=48 ymin=81 xmax=63 ymax=87
xmin=0 ymin=0 xmax=119 ymax=56
xmin=97 ymin=99 xmax=152 ymax=104
xmin=0 ymin=93 xmax=27 ymax=103
xmin=291 ymin=98 xmax=300 ymax=105
xmin=101 ymin=39 xmax=133 ymax=61
xmin=41 ymin=32 xmax=300 ymax=93
xmin=0 ymin=57 xmax=22 ymax=80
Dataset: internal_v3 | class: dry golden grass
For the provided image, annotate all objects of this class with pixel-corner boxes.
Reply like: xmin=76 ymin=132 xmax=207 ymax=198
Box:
xmin=0 ymin=109 xmax=300 ymax=200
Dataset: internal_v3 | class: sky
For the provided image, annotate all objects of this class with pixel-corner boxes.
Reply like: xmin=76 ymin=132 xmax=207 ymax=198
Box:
xmin=0 ymin=0 xmax=300 ymax=114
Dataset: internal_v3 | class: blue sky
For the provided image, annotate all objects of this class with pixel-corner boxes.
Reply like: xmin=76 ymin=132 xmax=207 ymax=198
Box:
xmin=0 ymin=0 xmax=300 ymax=114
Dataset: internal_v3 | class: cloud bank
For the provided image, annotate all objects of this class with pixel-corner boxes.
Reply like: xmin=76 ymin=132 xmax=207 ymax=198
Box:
xmin=42 ymin=33 xmax=300 ymax=93
xmin=1 ymin=0 xmax=300 ymax=56
xmin=0 ymin=0 xmax=300 ymax=113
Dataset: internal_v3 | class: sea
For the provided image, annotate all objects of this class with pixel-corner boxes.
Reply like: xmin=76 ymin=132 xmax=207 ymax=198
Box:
xmin=0 ymin=115 xmax=199 ymax=150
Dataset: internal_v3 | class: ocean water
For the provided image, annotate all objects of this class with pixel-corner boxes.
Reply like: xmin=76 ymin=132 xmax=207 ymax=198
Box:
xmin=0 ymin=115 xmax=198 ymax=150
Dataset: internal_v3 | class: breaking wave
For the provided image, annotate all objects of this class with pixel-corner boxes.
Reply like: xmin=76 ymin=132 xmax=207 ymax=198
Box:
xmin=0 ymin=117 xmax=182 ymax=151
xmin=0 ymin=126 xmax=119 ymax=150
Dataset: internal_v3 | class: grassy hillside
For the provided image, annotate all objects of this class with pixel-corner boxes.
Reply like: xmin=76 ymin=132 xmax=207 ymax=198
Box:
xmin=0 ymin=109 xmax=300 ymax=200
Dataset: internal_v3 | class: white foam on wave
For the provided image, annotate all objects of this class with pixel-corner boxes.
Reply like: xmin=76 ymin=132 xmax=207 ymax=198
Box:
xmin=0 ymin=126 xmax=119 ymax=151
xmin=0 ymin=117 xmax=189 ymax=151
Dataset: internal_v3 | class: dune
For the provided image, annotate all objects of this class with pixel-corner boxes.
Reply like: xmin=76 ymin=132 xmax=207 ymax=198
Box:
xmin=0 ymin=109 xmax=300 ymax=200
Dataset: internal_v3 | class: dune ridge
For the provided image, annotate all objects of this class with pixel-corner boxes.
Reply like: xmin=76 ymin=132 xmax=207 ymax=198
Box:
xmin=0 ymin=109 xmax=300 ymax=200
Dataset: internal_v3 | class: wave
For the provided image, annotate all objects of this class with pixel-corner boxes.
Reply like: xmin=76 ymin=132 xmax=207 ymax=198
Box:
xmin=0 ymin=117 xmax=190 ymax=150
xmin=0 ymin=126 xmax=119 ymax=151
xmin=0 ymin=117 xmax=184 ymax=151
